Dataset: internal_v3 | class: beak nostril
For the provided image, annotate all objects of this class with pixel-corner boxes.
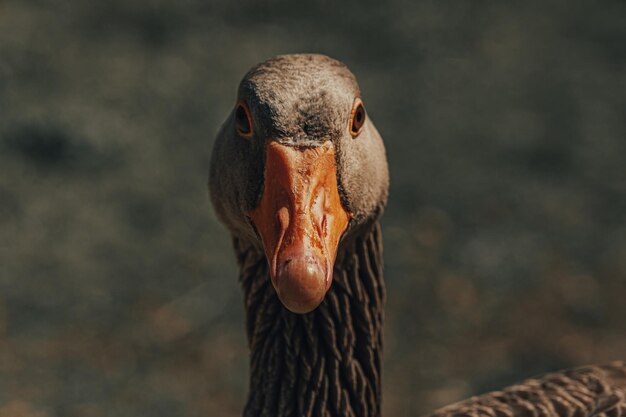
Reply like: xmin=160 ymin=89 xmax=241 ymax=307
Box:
xmin=276 ymin=206 xmax=290 ymax=231
xmin=312 ymin=213 xmax=326 ymax=243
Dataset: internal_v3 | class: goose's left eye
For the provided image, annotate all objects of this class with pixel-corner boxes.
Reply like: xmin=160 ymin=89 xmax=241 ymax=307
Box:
xmin=235 ymin=101 xmax=253 ymax=139
xmin=349 ymin=99 xmax=366 ymax=138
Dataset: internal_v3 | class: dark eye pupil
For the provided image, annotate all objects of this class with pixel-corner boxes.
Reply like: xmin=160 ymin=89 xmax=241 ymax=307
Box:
xmin=236 ymin=105 xmax=251 ymax=134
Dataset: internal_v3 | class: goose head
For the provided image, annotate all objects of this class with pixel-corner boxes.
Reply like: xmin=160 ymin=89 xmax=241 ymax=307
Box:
xmin=209 ymin=54 xmax=389 ymax=314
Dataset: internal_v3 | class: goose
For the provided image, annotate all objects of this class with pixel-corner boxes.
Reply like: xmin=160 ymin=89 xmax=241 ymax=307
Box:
xmin=208 ymin=54 xmax=626 ymax=417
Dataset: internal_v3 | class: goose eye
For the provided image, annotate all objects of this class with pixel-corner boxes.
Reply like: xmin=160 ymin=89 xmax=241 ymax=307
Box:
xmin=235 ymin=101 xmax=253 ymax=138
xmin=349 ymin=99 xmax=366 ymax=138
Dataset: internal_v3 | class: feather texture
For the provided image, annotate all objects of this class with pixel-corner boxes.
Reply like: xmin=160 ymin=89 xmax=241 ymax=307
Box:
xmin=428 ymin=363 xmax=626 ymax=417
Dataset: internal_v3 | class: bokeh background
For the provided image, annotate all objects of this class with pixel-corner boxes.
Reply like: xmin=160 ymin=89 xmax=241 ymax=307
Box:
xmin=1 ymin=1 xmax=625 ymax=416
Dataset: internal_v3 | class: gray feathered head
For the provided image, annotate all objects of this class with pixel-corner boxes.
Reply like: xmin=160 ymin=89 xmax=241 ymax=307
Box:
xmin=209 ymin=54 xmax=389 ymax=313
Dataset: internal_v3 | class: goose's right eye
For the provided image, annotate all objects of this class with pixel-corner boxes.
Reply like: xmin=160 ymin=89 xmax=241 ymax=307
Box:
xmin=235 ymin=101 xmax=253 ymax=139
xmin=349 ymin=98 xmax=366 ymax=138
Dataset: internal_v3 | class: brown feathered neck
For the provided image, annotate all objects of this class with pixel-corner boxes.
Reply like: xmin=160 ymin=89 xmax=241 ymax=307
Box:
xmin=234 ymin=221 xmax=385 ymax=417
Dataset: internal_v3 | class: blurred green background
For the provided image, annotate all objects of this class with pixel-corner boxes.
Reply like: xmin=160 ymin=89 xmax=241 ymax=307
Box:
xmin=1 ymin=1 xmax=625 ymax=416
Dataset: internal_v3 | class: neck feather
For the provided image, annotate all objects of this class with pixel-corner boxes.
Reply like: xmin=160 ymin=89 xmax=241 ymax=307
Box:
xmin=234 ymin=221 xmax=385 ymax=417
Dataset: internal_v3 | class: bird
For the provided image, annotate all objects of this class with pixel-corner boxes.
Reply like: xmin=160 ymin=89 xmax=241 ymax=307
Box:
xmin=208 ymin=53 xmax=626 ymax=417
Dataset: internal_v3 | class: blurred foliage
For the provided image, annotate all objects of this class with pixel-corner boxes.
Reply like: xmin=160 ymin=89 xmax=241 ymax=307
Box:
xmin=0 ymin=0 xmax=625 ymax=416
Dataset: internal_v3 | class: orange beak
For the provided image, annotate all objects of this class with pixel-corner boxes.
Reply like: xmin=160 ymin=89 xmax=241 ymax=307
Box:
xmin=248 ymin=141 xmax=351 ymax=314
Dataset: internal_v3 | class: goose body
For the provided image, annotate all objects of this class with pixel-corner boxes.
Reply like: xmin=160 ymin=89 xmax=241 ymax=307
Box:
xmin=430 ymin=363 xmax=625 ymax=417
xmin=208 ymin=54 xmax=626 ymax=417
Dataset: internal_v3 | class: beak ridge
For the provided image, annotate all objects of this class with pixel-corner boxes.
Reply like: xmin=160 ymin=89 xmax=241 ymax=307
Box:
xmin=248 ymin=141 xmax=350 ymax=314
